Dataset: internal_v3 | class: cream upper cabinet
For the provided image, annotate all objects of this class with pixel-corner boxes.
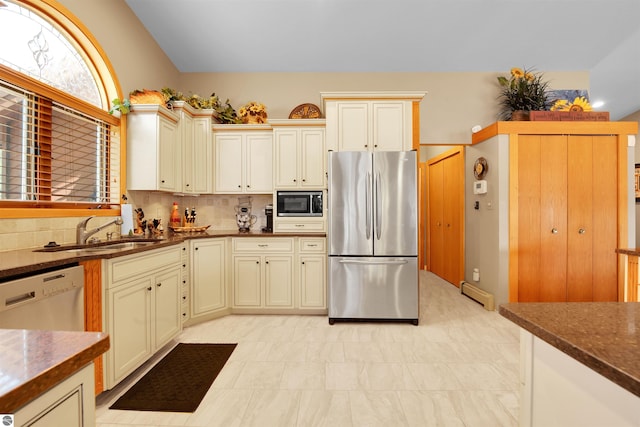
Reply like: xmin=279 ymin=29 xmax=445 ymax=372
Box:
xmin=213 ymin=125 xmax=273 ymax=194
xmin=322 ymin=92 xmax=425 ymax=153
xmin=174 ymin=102 xmax=214 ymax=194
xmin=272 ymin=120 xmax=326 ymax=189
xmin=127 ymin=104 xmax=181 ymax=192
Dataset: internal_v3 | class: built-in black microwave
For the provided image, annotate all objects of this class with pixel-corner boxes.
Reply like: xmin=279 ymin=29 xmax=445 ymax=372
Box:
xmin=276 ymin=191 xmax=323 ymax=217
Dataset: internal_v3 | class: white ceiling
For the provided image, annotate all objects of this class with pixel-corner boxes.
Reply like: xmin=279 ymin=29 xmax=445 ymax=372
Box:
xmin=124 ymin=0 xmax=640 ymax=119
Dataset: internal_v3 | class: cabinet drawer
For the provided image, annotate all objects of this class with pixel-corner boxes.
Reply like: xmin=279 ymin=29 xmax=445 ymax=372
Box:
xmin=274 ymin=221 xmax=325 ymax=232
xmin=299 ymin=238 xmax=326 ymax=253
xmin=107 ymin=246 xmax=182 ymax=286
xmin=232 ymin=238 xmax=294 ymax=253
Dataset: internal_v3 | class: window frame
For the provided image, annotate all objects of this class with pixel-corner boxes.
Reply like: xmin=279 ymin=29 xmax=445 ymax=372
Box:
xmin=0 ymin=0 xmax=124 ymax=219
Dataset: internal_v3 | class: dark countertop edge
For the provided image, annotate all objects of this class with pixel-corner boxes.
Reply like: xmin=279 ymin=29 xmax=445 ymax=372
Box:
xmin=0 ymin=231 xmax=326 ymax=280
xmin=499 ymin=305 xmax=640 ymax=398
xmin=0 ymin=331 xmax=110 ymax=413
xmin=616 ymin=248 xmax=640 ymax=256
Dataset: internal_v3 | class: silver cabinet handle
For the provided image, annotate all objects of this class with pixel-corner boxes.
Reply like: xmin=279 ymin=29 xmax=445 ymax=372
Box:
xmin=578 ymin=228 xmax=586 ymax=234
xmin=551 ymin=228 xmax=558 ymax=234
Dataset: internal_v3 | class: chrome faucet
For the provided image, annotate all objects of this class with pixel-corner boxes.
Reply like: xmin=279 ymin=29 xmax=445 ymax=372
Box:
xmin=76 ymin=216 xmax=123 ymax=245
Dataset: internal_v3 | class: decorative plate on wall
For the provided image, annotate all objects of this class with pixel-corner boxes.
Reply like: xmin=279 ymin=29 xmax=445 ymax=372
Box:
xmin=288 ymin=103 xmax=322 ymax=119
xmin=473 ymin=157 xmax=488 ymax=180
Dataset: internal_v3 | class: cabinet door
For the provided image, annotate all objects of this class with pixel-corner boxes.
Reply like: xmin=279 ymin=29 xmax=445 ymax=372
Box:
xmin=265 ymin=256 xmax=293 ymax=307
xmin=214 ymin=133 xmax=244 ymax=193
xmin=246 ymin=133 xmax=273 ymax=193
xmin=274 ymin=129 xmax=299 ymax=188
xmin=371 ymin=102 xmax=406 ymax=151
xmin=337 ymin=102 xmax=369 ymax=151
xmin=191 ymin=239 xmax=226 ymax=317
xmin=190 ymin=117 xmax=213 ymax=194
xmin=299 ymin=255 xmax=326 ymax=308
xmin=180 ymin=112 xmax=195 ymax=192
xmin=233 ymin=256 xmax=262 ymax=306
xmin=108 ymin=277 xmax=153 ymax=384
xmin=158 ymin=116 xmax=179 ymax=191
xmin=300 ymin=128 xmax=326 ymax=187
xmin=154 ymin=267 xmax=182 ymax=348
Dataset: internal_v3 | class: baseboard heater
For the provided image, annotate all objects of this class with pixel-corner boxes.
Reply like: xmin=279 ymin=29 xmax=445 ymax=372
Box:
xmin=460 ymin=281 xmax=495 ymax=311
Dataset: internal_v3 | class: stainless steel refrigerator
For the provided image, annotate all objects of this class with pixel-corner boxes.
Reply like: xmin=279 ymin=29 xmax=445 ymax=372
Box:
xmin=327 ymin=150 xmax=418 ymax=325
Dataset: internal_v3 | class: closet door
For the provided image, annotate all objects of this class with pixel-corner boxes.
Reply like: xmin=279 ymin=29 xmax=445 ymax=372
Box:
xmin=442 ymin=152 xmax=463 ymax=285
xmin=567 ymin=135 xmax=617 ymax=301
xmin=517 ymin=135 xmax=567 ymax=302
xmin=427 ymin=148 xmax=464 ymax=286
xmin=428 ymin=160 xmax=445 ymax=277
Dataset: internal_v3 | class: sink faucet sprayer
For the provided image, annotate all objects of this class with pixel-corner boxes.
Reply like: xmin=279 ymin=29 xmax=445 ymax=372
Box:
xmin=76 ymin=216 xmax=123 ymax=245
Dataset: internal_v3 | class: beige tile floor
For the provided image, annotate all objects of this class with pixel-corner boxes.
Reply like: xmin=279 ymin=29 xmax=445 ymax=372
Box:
xmin=96 ymin=271 xmax=520 ymax=427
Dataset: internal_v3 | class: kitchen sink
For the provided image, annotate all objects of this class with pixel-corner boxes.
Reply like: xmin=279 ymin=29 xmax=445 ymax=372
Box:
xmin=75 ymin=241 xmax=158 ymax=252
xmin=34 ymin=239 xmax=160 ymax=253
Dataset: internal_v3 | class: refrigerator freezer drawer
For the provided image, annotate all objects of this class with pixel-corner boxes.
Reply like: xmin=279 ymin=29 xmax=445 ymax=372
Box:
xmin=328 ymin=256 xmax=418 ymax=323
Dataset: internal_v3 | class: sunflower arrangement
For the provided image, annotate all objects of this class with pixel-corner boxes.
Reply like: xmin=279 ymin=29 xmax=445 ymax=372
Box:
xmin=550 ymin=96 xmax=592 ymax=112
xmin=497 ymin=67 xmax=550 ymax=120
xmin=238 ymin=101 xmax=268 ymax=124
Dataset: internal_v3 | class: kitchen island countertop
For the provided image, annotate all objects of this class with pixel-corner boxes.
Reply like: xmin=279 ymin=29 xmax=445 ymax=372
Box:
xmin=0 ymin=329 xmax=109 ymax=412
xmin=499 ymin=302 xmax=640 ymax=398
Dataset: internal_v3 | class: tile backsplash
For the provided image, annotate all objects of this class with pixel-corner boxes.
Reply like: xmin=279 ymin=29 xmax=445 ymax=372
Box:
xmin=0 ymin=192 xmax=274 ymax=252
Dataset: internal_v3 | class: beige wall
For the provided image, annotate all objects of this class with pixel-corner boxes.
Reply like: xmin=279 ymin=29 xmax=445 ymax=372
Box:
xmin=179 ymin=71 xmax=588 ymax=144
xmin=59 ymin=0 xmax=589 ymax=144
xmin=57 ymin=0 xmax=180 ymax=96
xmin=0 ymin=0 xmax=594 ymax=251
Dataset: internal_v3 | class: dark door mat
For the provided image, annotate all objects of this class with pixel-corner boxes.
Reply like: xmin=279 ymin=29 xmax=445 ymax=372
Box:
xmin=110 ymin=343 xmax=237 ymax=412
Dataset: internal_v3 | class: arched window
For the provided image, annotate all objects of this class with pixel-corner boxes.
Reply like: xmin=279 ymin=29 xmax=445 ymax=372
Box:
xmin=0 ymin=0 xmax=122 ymax=215
xmin=0 ymin=1 xmax=101 ymax=106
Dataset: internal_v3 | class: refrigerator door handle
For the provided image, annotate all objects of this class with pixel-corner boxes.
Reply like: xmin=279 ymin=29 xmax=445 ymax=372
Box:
xmin=375 ymin=172 xmax=382 ymax=240
xmin=365 ymin=171 xmax=372 ymax=240
xmin=338 ymin=259 xmax=409 ymax=265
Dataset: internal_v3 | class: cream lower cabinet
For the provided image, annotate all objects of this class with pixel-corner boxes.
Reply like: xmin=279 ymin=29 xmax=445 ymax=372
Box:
xmin=14 ymin=363 xmax=95 ymax=427
xmin=231 ymin=238 xmax=294 ymax=309
xmin=104 ymin=246 xmax=182 ymax=389
xmin=190 ymin=238 xmax=228 ymax=320
xmin=298 ymin=237 xmax=326 ymax=309
xmin=519 ymin=330 xmax=638 ymax=426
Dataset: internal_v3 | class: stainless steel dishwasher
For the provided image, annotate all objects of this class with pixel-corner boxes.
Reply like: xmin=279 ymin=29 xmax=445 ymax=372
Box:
xmin=0 ymin=265 xmax=84 ymax=331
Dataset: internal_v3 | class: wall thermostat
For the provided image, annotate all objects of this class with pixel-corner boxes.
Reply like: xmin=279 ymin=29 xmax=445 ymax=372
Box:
xmin=473 ymin=180 xmax=487 ymax=194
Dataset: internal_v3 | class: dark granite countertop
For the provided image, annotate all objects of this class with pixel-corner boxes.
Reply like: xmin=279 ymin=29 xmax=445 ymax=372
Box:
xmin=0 ymin=329 xmax=109 ymax=412
xmin=0 ymin=230 xmax=325 ymax=280
xmin=499 ymin=302 xmax=640 ymax=398
xmin=616 ymin=248 xmax=640 ymax=256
